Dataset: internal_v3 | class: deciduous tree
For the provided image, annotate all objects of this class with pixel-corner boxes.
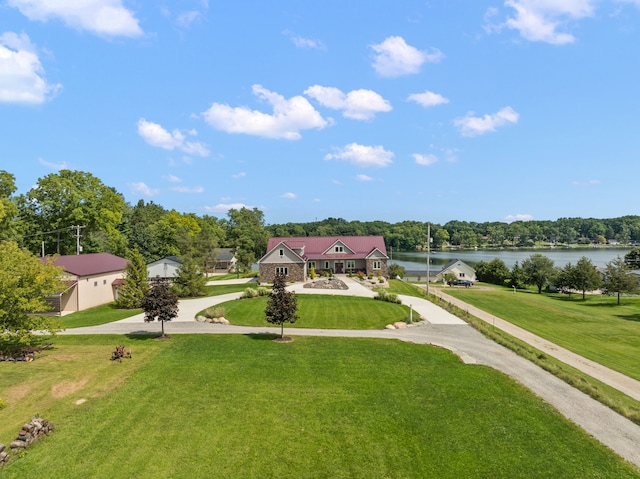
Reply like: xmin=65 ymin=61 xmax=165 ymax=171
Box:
xmin=522 ymin=254 xmax=556 ymax=293
xmin=602 ymin=257 xmax=639 ymax=305
xmin=0 ymin=241 xmax=64 ymax=350
xmin=265 ymin=273 xmax=298 ymax=339
xmin=141 ymin=278 xmax=179 ymax=337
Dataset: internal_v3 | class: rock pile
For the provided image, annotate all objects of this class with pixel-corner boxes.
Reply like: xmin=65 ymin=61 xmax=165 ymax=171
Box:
xmin=0 ymin=444 xmax=8 ymax=467
xmin=385 ymin=321 xmax=408 ymax=330
xmin=9 ymin=417 xmax=54 ymax=453
xmin=196 ymin=315 xmax=230 ymax=325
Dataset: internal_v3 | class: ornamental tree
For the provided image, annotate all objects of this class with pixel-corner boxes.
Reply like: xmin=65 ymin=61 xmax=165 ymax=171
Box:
xmin=141 ymin=278 xmax=179 ymax=337
xmin=265 ymin=273 xmax=299 ymax=339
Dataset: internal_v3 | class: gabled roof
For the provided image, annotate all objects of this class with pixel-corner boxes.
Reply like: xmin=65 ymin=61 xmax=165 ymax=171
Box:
xmin=44 ymin=253 xmax=129 ymax=277
xmin=264 ymin=236 xmax=388 ymax=261
xmin=216 ymin=248 xmax=235 ymax=261
xmin=439 ymin=259 xmax=474 ymax=274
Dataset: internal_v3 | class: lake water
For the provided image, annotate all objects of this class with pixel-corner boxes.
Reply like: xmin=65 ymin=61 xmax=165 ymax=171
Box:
xmin=391 ymin=248 xmax=633 ymax=272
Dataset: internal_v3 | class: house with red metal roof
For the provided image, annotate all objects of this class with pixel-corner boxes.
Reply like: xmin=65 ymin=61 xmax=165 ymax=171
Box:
xmin=258 ymin=236 xmax=388 ymax=283
xmin=42 ymin=253 xmax=129 ymax=313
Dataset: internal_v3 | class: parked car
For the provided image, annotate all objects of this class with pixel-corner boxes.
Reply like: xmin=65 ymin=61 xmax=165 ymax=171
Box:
xmin=452 ymin=279 xmax=473 ymax=287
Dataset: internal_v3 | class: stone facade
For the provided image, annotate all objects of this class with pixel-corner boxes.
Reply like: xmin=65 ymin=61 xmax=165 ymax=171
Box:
xmin=260 ymin=262 xmax=305 ymax=284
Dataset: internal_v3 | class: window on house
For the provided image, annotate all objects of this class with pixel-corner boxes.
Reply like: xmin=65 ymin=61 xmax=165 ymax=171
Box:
xmin=276 ymin=267 xmax=288 ymax=275
xmin=373 ymin=261 xmax=381 ymax=270
xmin=308 ymin=261 xmax=316 ymax=270
xmin=346 ymin=260 xmax=355 ymax=269
xmin=335 ymin=245 xmax=343 ymax=252
xmin=103 ymin=280 xmax=107 ymax=285
xmin=94 ymin=281 xmax=98 ymax=287
xmin=459 ymin=273 xmax=465 ymax=278
xmin=324 ymin=261 xmax=330 ymax=269
xmin=279 ymin=249 xmax=284 ymax=256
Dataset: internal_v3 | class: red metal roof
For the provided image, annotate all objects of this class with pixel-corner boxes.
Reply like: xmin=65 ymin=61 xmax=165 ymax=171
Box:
xmin=44 ymin=253 xmax=129 ymax=277
xmin=266 ymin=236 xmax=387 ymax=260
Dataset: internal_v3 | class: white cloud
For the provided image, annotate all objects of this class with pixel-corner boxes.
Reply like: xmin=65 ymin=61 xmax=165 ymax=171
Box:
xmin=8 ymin=0 xmax=143 ymax=37
xmin=0 ymin=32 xmax=61 ymax=104
xmin=164 ymin=174 xmax=182 ymax=183
xmin=202 ymin=203 xmax=249 ymax=213
xmin=454 ymin=106 xmax=519 ymax=137
xmin=413 ymin=153 xmax=438 ymax=166
xmin=202 ymin=84 xmax=329 ymax=140
xmin=407 ymin=90 xmax=449 ymax=108
xmin=283 ymin=30 xmax=326 ymax=50
xmin=176 ymin=11 xmax=202 ymax=28
xmin=304 ymin=85 xmax=392 ymax=120
xmin=232 ymin=172 xmax=246 ymax=179
xmin=370 ymin=36 xmax=443 ymax=77
xmin=325 ymin=143 xmax=394 ymax=168
xmin=280 ymin=192 xmax=296 ymax=199
xmin=171 ymin=185 xmax=204 ymax=193
xmin=572 ymin=179 xmax=601 ymax=186
xmin=38 ymin=157 xmax=69 ymax=170
xmin=505 ymin=214 xmax=535 ymax=223
xmin=487 ymin=0 xmax=595 ymax=45
xmin=137 ymin=119 xmax=209 ymax=157
xmin=129 ymin=182 xmax=159 ymax=197
xmin=356 ymin=174 xmax=374 ymax=182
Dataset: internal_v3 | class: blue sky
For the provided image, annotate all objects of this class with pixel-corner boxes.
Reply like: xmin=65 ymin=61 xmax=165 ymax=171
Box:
xmin=1 ymin=0 xmax=639 ymax=225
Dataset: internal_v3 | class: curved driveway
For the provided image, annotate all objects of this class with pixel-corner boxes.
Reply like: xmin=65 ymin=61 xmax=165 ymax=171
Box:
xmin=61 ymin=276 xmax=640 ymax=469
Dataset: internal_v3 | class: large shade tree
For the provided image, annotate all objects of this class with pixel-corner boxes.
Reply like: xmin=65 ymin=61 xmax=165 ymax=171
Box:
xmin=0 ymin=170 xmax=20 ymax=242
xmin=0 ymin=240 xmax=64 ymax=349
xmin=226 ymin=207 xmax=268 ymax=273
xmin=522 ymin=254 xmax=556 ymax=293
xmin=17 ymin=170 xmax=126 ymax=256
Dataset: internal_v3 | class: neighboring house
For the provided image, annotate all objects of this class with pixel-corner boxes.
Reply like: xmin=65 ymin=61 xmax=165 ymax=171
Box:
xmin=147 ymin=256 xmax=183 ymax=279
xmin=402 ymin=259 xmax=477 ymax=284
xmin=258 ymin=236 xmax=388 ymax=283
xmin=434 ymin=259 xmax=477 ymax=283
xmin=43 ymin=253 xmax=129 ymax=314
xmin=214 ymin=248 xmax=237 ymax=272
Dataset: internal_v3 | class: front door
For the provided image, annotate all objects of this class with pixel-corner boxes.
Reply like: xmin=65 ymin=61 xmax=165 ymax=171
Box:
xmin=335 ymin=262 xmax=344 ymax=274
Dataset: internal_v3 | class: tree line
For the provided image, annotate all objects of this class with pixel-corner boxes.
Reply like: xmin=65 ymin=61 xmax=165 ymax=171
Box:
xmin=2 ymin=169 xmax=639 ymax=270
xmin=473 ymin=251 xmax=639 ymax=303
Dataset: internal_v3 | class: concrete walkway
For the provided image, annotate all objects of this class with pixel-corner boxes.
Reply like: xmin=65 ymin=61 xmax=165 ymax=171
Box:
xmin=59 ymin=276 xmax=640 ymax=469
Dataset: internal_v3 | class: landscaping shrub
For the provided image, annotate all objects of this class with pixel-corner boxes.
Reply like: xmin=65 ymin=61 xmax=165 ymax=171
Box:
xmin=0 ymin=398 xmax=5 ymax=410
xmin=374 ymin=291 xmax=401 ymax=304
xmin=204 ymin=306 xmax=225 ymax=319
xmin=240 ymin=288 xmax=259 ymax=299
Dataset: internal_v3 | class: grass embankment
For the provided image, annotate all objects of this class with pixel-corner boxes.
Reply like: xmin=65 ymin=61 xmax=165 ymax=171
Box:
xmin=1 ymin=335 xmax=637 ymax=478
xmin=444 ymin=286 xmax=640 ymax=381
xmin=219 ymin=294 xmax=410 ymax=329
xmin=400 ymin=281 xmax=640 ymax=424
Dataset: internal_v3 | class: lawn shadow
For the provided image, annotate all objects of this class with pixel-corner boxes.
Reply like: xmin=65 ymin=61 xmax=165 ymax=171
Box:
xmin=125 ymin=332 xmax=163 ymax=341
xmin=615 ymin=313 xmax=640 ymax=322
xmin=245 ymin=333 xmax=280 ymax=341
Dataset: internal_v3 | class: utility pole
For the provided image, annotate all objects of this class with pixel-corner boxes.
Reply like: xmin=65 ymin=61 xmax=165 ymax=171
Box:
xmin=70 ymin=225 xmax=86 ymax=255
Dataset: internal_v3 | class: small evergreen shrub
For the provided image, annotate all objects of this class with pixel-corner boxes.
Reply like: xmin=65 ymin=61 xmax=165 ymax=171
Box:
xmin=0 ymin=398 xmax=6 ymax=410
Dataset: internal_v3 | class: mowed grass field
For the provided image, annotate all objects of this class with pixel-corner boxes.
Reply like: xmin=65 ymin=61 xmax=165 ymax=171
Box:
xmin=1 ymin=335 xmax=638 ymax=478
xmin=217 ymin=295 xmax=411 ymax=329
xmin=443 ymin=286 xmax=640 ymax=380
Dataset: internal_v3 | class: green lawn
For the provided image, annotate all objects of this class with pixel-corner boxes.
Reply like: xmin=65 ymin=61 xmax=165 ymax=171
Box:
xmin=219 ymin=294 xmax=411 ymax=329
xmin=444 ymin=286 xmax=640 ymax=381
xmin=1 ymin=335 xmax=637 ymax=478
xmin=61 ymin=303 xmax=143 ymax=329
